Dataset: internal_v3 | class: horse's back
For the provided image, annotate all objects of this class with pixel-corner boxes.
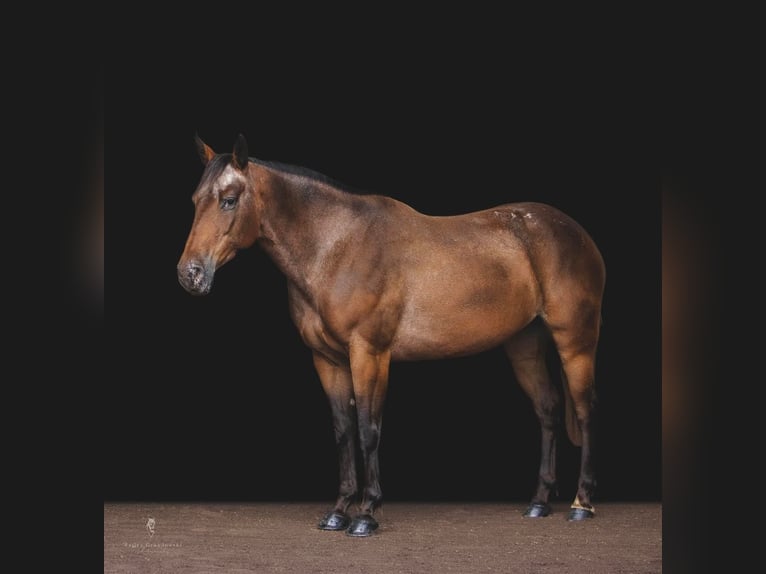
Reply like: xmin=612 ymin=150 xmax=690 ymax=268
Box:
xmin=391 ymin=200 xmax=604 ymax=296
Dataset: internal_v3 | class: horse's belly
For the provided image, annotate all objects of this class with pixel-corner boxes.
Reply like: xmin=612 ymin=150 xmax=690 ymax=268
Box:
xmin=388 ymin=254 xmax=540 ymax=360
xmin=390 ymin=298 xmax=537 ymax=361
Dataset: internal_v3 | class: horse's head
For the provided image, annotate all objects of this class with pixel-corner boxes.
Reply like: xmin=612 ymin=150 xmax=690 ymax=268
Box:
xmin=177 ymin=133 xmax=260 ymax=295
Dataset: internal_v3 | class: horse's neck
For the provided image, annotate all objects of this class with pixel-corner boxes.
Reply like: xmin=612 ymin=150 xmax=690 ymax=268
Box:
xmin=255 ymin=167 xmax=367 ymax=294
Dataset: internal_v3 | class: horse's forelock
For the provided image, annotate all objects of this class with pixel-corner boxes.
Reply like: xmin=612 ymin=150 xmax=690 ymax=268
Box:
xmin=193 ymin=154 xmax=234 ymax=199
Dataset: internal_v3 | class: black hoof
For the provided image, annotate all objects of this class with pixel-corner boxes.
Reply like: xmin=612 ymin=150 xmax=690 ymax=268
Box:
xmin=523 ymin=502 xmax=552 ymax=518
xmin=567 ymin=507 xmax=595 ymax=521
xmin=346 ymin=515 xmax=379 ymax=537
xmin=318 ymin=510 xmax=350 ymax=531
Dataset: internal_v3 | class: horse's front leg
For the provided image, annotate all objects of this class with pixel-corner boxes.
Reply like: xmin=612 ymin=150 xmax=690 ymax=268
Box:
xmin=313 ymin=352 xmax=358 ymax=531
xmin=346 ymin=340 xmax=391 ymax=537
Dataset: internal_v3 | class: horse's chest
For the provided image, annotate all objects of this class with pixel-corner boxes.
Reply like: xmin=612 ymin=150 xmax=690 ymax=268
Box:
xmin=288 ymin=280 xmax=401 ymax=361
xmin=288 ymin=289 xmax=352 ymax=360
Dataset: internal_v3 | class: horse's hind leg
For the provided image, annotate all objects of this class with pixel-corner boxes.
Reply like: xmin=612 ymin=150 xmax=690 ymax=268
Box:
xmin=504 ymin=320 xmax=561 ymax=518
xmin=549 ymin=313 xmax=600 ymax=521
xmin=313 ymin=352 xmax=358 ymax=531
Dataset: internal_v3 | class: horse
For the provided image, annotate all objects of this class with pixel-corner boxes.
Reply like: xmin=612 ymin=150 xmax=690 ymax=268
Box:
xmin=177 ymin=133 xmax=606 ymax=537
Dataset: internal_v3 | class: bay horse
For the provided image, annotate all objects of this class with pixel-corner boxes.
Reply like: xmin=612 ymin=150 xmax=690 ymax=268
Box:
xmin=177 ymin=133 xmax=606 ymax=537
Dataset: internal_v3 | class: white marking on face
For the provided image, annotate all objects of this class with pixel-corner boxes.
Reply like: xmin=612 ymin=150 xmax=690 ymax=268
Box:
xmin=349 ymin=398 xmax=355 ymax=406
xmin=524 ymin=212 xmax=533 ymax=219
xmin=214 ymin=165 xmax=245 ymax=194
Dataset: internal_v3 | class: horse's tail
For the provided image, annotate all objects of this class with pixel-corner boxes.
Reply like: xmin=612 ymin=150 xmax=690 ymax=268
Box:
xmin=561 ymin=367 xmax=583 ymax=447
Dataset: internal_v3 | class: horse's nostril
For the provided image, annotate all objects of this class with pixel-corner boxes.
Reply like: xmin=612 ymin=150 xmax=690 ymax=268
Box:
xmin=178 ymin=261 xmax=204 ymax=286
xmin=187 ymin=263 xmax=203 ymax=279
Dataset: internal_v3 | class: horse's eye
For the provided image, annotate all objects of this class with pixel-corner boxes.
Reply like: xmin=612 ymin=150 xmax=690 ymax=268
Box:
xmin=220 ymin=197 xmax=238 ymax=210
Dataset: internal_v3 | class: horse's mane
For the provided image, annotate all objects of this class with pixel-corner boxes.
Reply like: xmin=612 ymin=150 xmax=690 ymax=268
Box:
xmin=250 ymin=157 xmax=372 ymax=196
xmin=197 ymin=153 xmax=375 ymax=202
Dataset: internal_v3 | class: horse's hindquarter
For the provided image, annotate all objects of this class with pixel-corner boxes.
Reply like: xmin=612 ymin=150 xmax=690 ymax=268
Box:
xmin=505 ymin=202 xmax=606 ymax=334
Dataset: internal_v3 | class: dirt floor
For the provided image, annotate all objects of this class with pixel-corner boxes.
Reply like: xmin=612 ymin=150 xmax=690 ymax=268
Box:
xmin=104 ymin=501 xmax=660 ymax=573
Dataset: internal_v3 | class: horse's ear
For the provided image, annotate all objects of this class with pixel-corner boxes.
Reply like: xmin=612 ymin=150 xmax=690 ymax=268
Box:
xmin=232 ymin=133 xmax=249 ymax=171
xmin=195 ymin=133 xmax=216 ymax=166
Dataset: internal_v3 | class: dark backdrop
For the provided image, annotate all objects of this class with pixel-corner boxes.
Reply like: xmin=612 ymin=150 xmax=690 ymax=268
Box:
xmin=107 ymin=45 xmax=659 ymax=505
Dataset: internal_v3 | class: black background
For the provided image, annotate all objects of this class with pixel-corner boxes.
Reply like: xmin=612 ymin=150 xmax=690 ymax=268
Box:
xmin=106 ymin=25 xmax=660 ymax=505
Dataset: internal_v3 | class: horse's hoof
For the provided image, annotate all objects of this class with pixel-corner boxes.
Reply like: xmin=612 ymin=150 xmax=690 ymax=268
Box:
xmin=567 ymin=507 xmax=595 ymax=521
xmin=346 ymin=515 xmax=379 ymax=537
xmin=523 ymin=502 xmax=552 ymax=518
xmin=318 ymin=510 xmax=350 ymax=531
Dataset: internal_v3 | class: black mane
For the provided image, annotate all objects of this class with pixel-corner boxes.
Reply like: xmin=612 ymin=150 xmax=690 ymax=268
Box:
xmin=196 ymin=152 xmax=373 ymax=200
xmin=250 ymin=157 xmax=371 ymax=196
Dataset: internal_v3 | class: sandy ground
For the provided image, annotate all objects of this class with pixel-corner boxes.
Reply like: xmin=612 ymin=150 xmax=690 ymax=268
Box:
xmin=104 ymin=501 xmax=661 ymax=573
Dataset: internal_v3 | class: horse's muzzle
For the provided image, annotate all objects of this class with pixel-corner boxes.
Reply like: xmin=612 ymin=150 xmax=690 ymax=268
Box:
xmin=177 ymin=260 xmax=213 ymax=295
